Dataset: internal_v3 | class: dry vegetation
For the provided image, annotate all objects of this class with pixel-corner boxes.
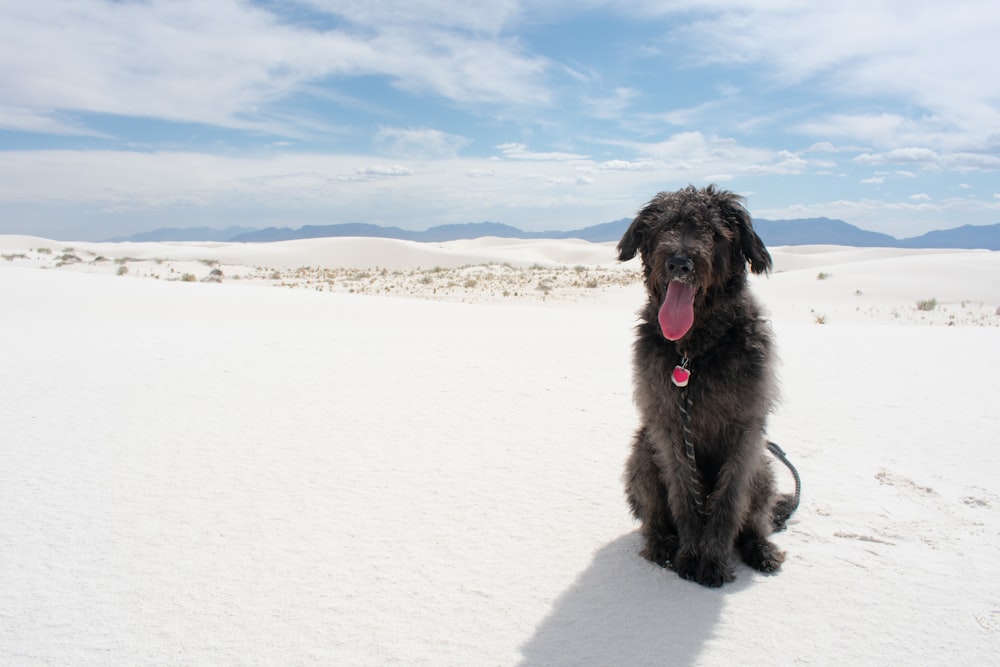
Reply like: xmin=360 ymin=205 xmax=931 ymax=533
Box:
xmin=5 ymin=244 xmax=999 ymax=324
xmin=3 ymin=247 xmax=639 ymax=304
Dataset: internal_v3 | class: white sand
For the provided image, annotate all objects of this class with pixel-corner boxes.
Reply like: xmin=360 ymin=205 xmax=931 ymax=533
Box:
xmin=1 ymin=235 xmax=998 ymax=665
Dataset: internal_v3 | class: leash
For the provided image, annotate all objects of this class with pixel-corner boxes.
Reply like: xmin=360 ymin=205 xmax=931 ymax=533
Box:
xmin=674 ymin=356 xmax=801 ymax=526
xmin=766 ymin=440 xmax=801 ymax=528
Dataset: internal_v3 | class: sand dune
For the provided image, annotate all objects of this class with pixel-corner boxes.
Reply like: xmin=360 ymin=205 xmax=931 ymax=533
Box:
xmin=2 ymin=235 xmax=999 ymax=665
xmin=3 ymin=235 xmax=998 ymax=322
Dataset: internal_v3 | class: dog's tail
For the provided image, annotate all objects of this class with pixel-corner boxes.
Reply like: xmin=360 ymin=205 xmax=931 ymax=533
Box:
xmin=767 ymin=441 xmax=801 ymax=532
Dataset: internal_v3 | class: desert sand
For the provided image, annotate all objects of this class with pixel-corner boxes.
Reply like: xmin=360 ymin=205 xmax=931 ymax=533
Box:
xmin=1 ymin=235 xmax=998 ymax=665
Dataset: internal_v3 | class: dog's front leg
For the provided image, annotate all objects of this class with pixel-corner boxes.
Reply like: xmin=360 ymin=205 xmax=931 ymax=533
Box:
xmin=695 ymin=436 xmax=762 ymax=587
xmin=661 ymin=437 xmax=710 ymax=583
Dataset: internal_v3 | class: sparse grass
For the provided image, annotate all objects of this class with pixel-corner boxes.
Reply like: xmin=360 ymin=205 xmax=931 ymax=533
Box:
xmin=36 ymin=247 xmax=52 ymax=254
xmin=814 ymin=313 xmax=827 ymax=324
xmin=916 ymin=298 xmax=938 ymax=311
xmin=2 ymin=253 xmax=28 ymax=261
xmin=180 ymin=273 xmax=197 ymax=282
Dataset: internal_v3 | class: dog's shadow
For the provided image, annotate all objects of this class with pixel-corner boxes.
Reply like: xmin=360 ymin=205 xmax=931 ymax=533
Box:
xmin=518 ymin=532 xmax=744 ymax=666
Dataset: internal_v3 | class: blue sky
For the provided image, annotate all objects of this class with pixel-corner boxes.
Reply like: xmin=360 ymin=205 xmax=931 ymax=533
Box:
xmin=1 ymin=0 xmax=998 ymax=241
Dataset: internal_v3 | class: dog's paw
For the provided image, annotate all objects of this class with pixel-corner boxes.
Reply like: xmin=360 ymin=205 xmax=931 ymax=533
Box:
xmin=772 ymin=494 xmax=797 ymax=532
xmin=640 ymin=533 xmax=679 ymax=568
xmin=742 ymin=538 xmax=785 ymax=573
xmin=694 ymin=555 xmax=736 ymax=588
xmin=671 ymin=546 xmax=699 ymax=581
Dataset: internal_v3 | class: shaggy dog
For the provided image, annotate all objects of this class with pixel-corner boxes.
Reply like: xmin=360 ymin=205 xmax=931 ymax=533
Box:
xmin=618 ymin=185 xmax=794 ymax=588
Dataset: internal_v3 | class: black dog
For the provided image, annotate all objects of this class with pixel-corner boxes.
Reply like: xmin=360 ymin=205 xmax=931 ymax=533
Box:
xmin=618 ymin=185 xmax=794 ymax=588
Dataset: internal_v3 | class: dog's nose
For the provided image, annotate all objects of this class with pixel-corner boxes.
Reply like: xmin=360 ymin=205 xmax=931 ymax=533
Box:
xmin=667 ymin=256 xmax=694 ymax=277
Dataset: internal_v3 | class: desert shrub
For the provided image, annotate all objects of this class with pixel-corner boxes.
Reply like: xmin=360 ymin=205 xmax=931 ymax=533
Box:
xmin=916 ymin=298 xmax=937 ymax=311
xmin=181 ymin=273 xmax=197 ymax=282
xmin=117 ymin=265 xmax=129 ymax=276
xmin=816 ymin=272 xmax=831 ymax=280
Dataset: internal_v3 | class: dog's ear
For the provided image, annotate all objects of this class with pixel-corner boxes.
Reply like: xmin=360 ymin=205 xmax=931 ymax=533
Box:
xmin=617 ymin=216 xmax=645 ymax=262
xmin=617 ymin=198 xmax=662 ymax=262
xmin=717 ymin=189 xmax=772 ymax=275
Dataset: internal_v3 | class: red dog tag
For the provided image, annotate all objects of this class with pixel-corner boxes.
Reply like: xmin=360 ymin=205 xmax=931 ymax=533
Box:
xmin=672 ymin=365 xmax=691 ymax=387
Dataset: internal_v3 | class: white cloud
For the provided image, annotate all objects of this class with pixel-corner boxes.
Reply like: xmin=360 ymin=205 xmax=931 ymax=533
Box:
xmin=0 ymin=0 xmax=553 ymax=135
xmin=354 ymin=165 xmax=413 ymax=178
xmin=495 ymin=143 xmax=589 ymax=161
xmin=860 ymin=176 xmax=885 ymax=185
xmin=806 ymin=141 xmax=868 ymax=154
xmin=659 ymin=1 xmax=1000 ymax=161
xmin=625 ymin=131 xmax=810 ymax=177
xmin=375 ymin=127 xmax=470 ymax=159
xmin=584 ymin=87 xmax=639 ymax=119
xmin=598 ymin=159 xmax=660 ymax=171
xmin=910 ymin=193 xmax=931 ymax=201
xmin=298 ymin=0 xmax=522 ymax=35
xmin=855 ymin=148 xmax=941 ymax=166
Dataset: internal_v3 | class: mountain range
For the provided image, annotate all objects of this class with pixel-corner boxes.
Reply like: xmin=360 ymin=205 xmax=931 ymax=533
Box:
xmin=107 ymin=218 xmax=1000 ymax=250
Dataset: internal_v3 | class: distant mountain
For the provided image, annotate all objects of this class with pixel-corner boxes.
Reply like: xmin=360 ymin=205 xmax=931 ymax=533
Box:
xmin=752 ymin=219 xmax=1000 ymax=250
xmin=753 ymin=218 xmax=899 ymax=248
xmin=226 ymin=219 xmax=633 ymax=243
xmin=106 ymin=226 xmax=257 ymax=242
xmin=108 ymin=218 xmax=1000 ymax=250
xmin=896 ymin=223 xmax=1000 ymax=250
xmin=229 ymin=223 xmax=416 ymax=242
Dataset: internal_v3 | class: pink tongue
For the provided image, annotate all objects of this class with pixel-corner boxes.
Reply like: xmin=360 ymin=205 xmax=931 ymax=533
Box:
xmin=658 ymin=281 xmax=695 ymax=341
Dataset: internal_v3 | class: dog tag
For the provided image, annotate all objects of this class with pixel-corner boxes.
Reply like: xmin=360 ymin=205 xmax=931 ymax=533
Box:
xmin=672 ymin=365 xmax=691 ymax=387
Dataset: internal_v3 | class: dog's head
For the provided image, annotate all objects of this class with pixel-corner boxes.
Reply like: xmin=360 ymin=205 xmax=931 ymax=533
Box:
xmin=617 ymin=185 xmax=771 ymax=341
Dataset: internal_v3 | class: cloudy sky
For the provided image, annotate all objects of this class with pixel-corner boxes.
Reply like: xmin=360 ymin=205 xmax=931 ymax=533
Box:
xmin=2 ymin=0 xmax=998 ymax=240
